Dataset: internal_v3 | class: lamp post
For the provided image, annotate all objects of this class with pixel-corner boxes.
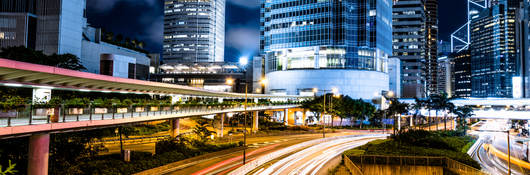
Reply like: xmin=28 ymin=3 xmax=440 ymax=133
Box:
xmin=226 ymin=77 xmax=267 ymax=165
xmin=379 ymin=91 xmax=394 ymax=134
xmin=312 ymin=87 xmax=339 ymax=138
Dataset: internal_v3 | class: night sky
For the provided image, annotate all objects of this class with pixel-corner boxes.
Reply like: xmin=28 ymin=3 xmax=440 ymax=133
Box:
xmin=86 ymin=0 xmax=467 ymax=62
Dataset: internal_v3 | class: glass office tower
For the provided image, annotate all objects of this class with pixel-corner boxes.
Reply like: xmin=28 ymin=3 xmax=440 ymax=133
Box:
xmin=260 ymin=0 xmax=392 ymax=99
xmin=470 ymin=0 xmax=518 ymax=97
xmin=163 ymin=0 xmax=225 ymax=63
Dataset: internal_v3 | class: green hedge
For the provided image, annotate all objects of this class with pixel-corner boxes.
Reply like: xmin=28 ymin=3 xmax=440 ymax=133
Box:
xmin=66 ymin=140 xmax=240 ymax=175
xmin=344 ymin=130 xmax=480 ymax=169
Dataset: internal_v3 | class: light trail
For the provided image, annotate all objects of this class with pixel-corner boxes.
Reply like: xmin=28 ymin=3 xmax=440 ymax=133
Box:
xmin=254 ymin=135 xmax=386 ymax=175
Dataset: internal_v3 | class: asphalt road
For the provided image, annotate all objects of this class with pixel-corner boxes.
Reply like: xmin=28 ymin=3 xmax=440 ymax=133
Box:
xmin=252 ymin=135 xmax=385 ymax=175
xmin=471 ymin=120 xmax=530 ymax=175
xmin=162 ymin=131 xmax=375 ymax=175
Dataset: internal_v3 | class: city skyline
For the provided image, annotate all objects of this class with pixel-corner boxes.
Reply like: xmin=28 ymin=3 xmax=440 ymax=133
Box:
xmin=86 ymin=0 xmax=467 ymax=62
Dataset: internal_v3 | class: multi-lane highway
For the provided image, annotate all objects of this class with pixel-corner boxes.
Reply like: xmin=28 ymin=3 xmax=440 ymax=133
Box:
xmin=470 ymin=120 xmax=530 ymax=175
xmin=252 ymin=135 xmax=385 ymax=175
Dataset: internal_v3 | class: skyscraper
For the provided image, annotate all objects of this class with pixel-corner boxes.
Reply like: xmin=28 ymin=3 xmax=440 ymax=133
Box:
xmin=452 ymin=50 xmax=472 ymax=98
xmin=0 ymin=0 xmax=86 ymax=57
xmin=260 ymin=0 xmax=393 ymax=99
xmin=163 ymin=0 xmax=225 ymax=63
xmin=469 ymin=0 xmax=518 ymax=97
xmin=424 ymin=0 xmax=438 ymax=96
xmin=392 ymin=0 xmax=438 ymax=98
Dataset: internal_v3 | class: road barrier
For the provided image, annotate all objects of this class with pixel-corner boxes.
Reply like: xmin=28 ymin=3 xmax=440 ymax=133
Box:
xmin=345 ymin=155 xmax=488 ymax=175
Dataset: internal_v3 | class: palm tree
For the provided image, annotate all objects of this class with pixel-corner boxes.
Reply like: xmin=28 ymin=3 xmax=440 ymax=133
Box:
xmin=411 ymin=98 xmax=423 ymax=129
xmin=454 ymin=106 xmax=474 ymax=134
xmin=388 ymin=98 xmax=409 ymax=135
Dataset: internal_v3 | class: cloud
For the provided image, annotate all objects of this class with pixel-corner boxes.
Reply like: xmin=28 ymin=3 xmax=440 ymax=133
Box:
xmin=226 ymin=27 xmax=260 ymax=54
xmin=228 ymin=0 xmax=260 ymax=9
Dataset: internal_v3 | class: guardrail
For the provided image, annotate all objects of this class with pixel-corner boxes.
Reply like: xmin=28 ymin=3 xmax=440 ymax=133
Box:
xmin=343 ymin=154 xmax=363 ymax=175
xmin=0 ymin=104 xmax=299 ymax=128
xmin=345 ymin=155 xmax=488 ymax=175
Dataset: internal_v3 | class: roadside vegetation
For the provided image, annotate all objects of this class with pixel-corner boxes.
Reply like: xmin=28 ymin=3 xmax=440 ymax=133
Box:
xmin=343 ymin=130 xmax=480 ymax=169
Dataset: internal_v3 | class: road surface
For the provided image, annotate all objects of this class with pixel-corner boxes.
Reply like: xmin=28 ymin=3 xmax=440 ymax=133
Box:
xmin=252 ymin=135 xmax=385 ymax=175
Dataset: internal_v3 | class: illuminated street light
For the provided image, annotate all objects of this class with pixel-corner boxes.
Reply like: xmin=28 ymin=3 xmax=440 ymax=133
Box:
xmin=239 ymin=56 xmax=248 ymax=66
xmin=226 ymin=78 xmax=234 ymax=86
xmin=260 ymin=78 xmax=268 ymax=86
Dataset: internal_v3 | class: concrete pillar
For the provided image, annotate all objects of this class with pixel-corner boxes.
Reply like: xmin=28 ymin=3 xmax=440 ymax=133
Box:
xmin=284 ymin=109 xmax=288 ymax=125
xmin=28 ymin=133 xmax=50 ymax=175
xmin=397 ymin=115 xmax=401 ymax=131
xmin=302 ymin=110 xmax=307 ymax=126
xmin=410 ymin=116 xmax=414 ymax=127
xmin=220 ymin=113 xmax=225 ymax=137
xmin=170 ymin=118 xmax=180 ymax=137
xmin=252 ymin=111 xmax=259 ymax=132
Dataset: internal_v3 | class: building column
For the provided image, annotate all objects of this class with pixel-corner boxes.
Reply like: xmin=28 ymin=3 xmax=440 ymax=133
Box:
xmin=170 ymin=118 xmax=180 ymax=137
xmin=398 ymin=115 xmax=401 ymax=131
xmin=220 ymin=113 xmax=225 ymax=137
xmin=302 ymin=109 xmax=308 ymax=126
xmin=410 ymin=116 xmax=414 ymax=127
xmin=28 ymin=133 xmax=50 ymax=175
xmin=284 ymin=109 xmax=288 ymax=125
xmin=252 ymin=111 xmax=259 ymax=132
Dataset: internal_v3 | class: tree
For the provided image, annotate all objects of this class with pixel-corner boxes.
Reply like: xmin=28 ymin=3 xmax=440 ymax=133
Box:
xmin=454 ymin=106 xmax=474 ymax=134
xmin=193 ymin=120 xmax=216 ymax=141
xmin=387 ymin=98 xmax=409 ymax=135
xmin=48 ymin=53 xmax=86 ymax=71
xmin=301 ymin=95 xmax=325 ymax=125
xmin=0 ymin=160 xmax=17 ymax=175
xmin=430 ymin=92 xmax=455 ymax=130
xmin=0 ymin=46 xmax=86 ymax=71
xmin=411 ymin=98 xmax=425 ymax=129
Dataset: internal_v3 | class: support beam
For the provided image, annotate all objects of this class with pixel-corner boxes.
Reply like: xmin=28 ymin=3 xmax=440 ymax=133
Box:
xmin=220 ymin=113 xmax=225 ymax=137
xmin=302 ymin=109 xmax=307 ymax=126
xmin=28 ymin=133 xmax=50 ymax=175
xmin=170 ymin=118 xmax=180 ymax=137
xmin=284 ymin=109 xmax=288 ymax=126
xmin=252 ymin=111 xmax=259 ymax=132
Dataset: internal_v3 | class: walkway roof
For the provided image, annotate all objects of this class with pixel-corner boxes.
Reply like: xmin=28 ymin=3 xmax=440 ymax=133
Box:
xmin=0 ymin=59 xmax=308 ymax=99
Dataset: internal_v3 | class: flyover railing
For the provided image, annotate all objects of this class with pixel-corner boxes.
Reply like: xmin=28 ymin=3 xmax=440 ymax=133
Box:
xmin=0 ymin=103 xmax=300 ymax=128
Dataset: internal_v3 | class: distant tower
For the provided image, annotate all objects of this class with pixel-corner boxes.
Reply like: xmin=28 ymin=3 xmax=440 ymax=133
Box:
xmin=163 ymin=0 xmax=225 ymax=63
xmin=450 ymin=0 xmax=489 ymax=53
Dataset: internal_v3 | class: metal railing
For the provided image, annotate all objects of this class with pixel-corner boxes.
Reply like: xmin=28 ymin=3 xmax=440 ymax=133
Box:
xmin=345 ymin=155 xmax=488 ymax=175
xmin=0 ymin=104 xmax=298 ymax=128
xmin=343 ymin=154 xmax=364 ymax=175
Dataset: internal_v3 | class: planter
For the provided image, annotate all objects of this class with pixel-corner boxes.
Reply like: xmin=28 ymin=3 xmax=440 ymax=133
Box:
xmin=94 ymin=108 xmax=108 ymax=114
xmin=34 ymin=108 xmax=53 ymax=116
xmin=68 ymin=108 xmax=84 ymax=115
xmin=0 ymin=110 xmax=17 ymax=118
xmin=49 ymin=107 xmax=59 ymax=123
xmin=135 ymin=107 xmax=145 ymax=112
xmin=117 ymin=108 xmax=128 ymax=113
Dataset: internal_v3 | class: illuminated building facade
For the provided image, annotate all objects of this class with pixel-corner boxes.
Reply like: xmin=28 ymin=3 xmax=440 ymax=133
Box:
xmin=260 ymin=0 xmax=392 ymax=99
xmin=163 ymin=0 xmax=225 ymax=63
xmin=470 ymin=0 xmax=518 ymax=97
xmin=452 ymin=50 xmax=472 ymax=98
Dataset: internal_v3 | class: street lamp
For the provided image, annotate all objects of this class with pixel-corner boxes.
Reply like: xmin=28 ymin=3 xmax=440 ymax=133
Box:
xmin=239 ymin=56 xmax=249 ymax=66
xmin=313 ymin=87 xmax=339 ymax=138
xmin=379 ymin=90 xmax=394 ymax=134
xmin=226 ymin=77 xmax=249 ymax=165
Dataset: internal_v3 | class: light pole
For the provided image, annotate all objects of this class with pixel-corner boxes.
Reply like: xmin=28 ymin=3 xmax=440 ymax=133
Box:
xmin=377 ymin=91 xmax=394 ymax=134
xmin=226 ymin=77 xmax=267 ymax=165
xmin=312 ymin=87 xmax=339 ymax=138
